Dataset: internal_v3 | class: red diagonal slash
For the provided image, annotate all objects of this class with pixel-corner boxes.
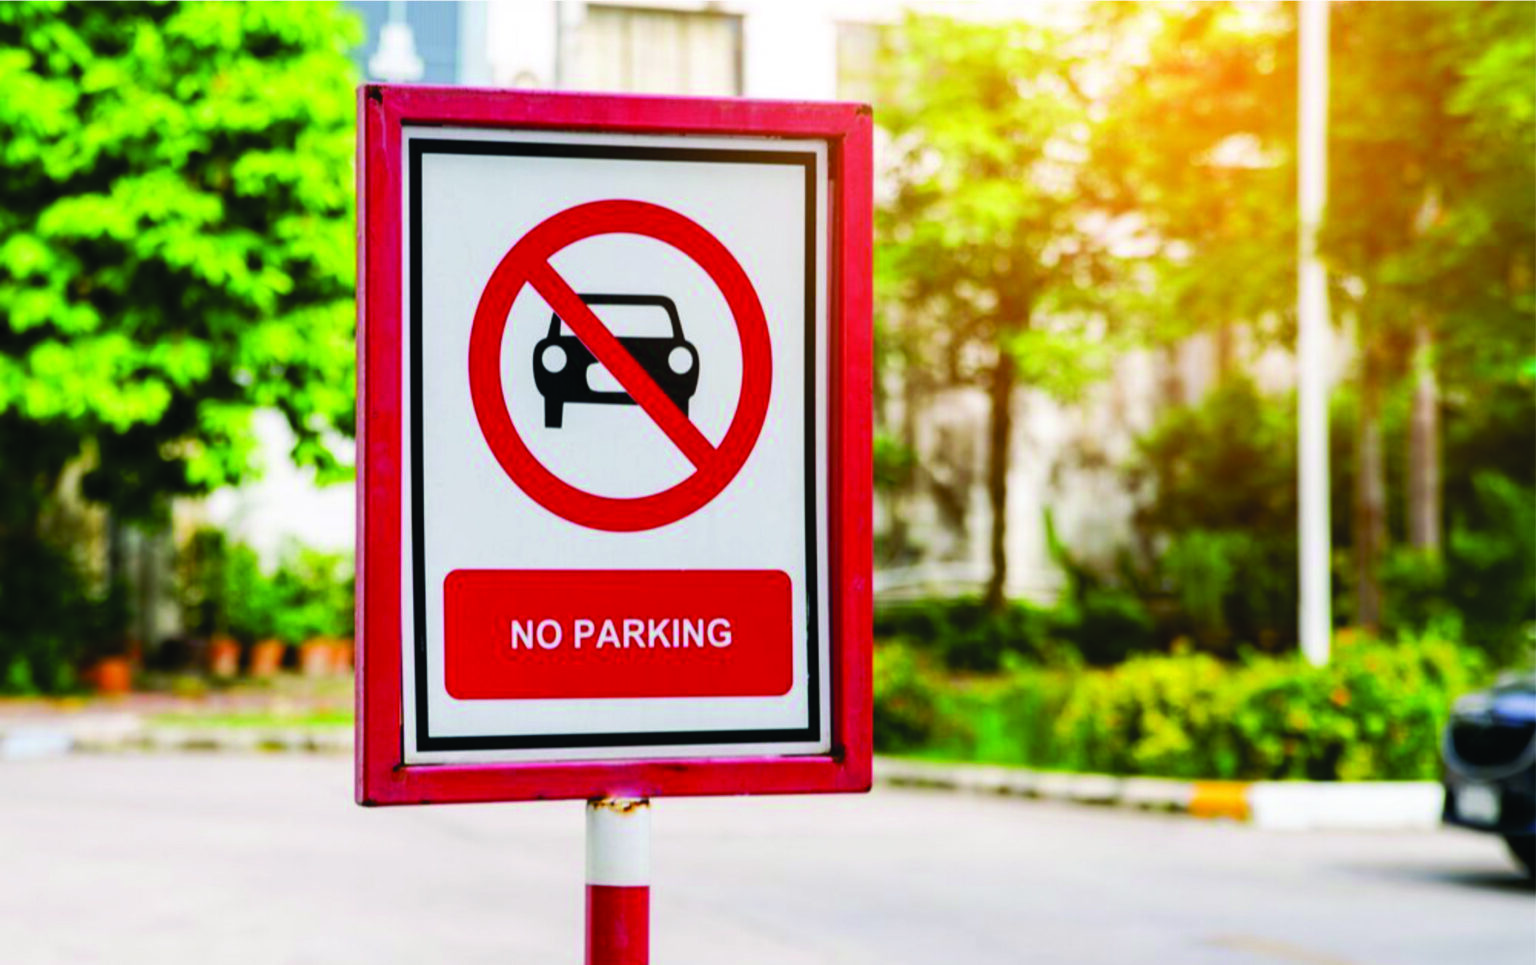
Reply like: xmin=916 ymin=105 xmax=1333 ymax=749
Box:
xmin=468 ymin=199 xmax=772 ymax=532
xmin=527 ymin=260 xmax=716 ymax=469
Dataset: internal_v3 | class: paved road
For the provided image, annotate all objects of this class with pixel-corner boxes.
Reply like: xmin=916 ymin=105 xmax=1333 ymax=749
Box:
xmin=0 ymin=756 xmax=1529 ymax=964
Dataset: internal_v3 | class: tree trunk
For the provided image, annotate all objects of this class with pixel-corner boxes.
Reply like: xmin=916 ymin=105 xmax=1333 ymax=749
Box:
xmin=1214 ymin=321 xmax=1236 ymax=386
xmin=1353 ymin=347 xmax=1388 ymax=633
xmin=1406 ymin=321 xmax=1441 ymax=555
xmin=1157 ymin=343 xmax=1183 ymax=408
xmin=107 ymin=512 xmax=125 ymax=593
xmin=983 ymin=350 xmax=1016 ymax=612
xmin=886 ymin=345 xmax=920 ymax=564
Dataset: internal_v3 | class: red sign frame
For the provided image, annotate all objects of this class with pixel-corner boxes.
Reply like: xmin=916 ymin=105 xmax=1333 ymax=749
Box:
xmin=355 ymin=85 xmax=873 ymax=806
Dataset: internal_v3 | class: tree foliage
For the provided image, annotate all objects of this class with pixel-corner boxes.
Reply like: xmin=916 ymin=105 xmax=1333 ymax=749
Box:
xmin=0 ymin=1 xmax=358 ymax=520
xmin=877 ymin=13 xmax=1119 ymax=394
xmin=0 ymin=2 xmax=358 ymax=690
xmin=1324 ymin=1 xmax=1534 ymax=378
xmin=1094 ymin=2 xmax=1296 ymax=352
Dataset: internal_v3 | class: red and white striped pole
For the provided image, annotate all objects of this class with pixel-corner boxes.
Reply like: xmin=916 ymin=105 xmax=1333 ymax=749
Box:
xmin=585 ymin=798 xmax=650 ymax=965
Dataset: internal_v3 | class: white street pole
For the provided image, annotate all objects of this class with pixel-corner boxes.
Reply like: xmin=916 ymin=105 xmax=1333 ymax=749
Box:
xmin=1297 ymin=0 xmax=1332 ymax=666
xmin=368 ymin=0 xmax=425 ymax=83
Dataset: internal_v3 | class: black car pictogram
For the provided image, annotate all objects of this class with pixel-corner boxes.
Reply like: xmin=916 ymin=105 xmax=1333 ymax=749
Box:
xmin=533 ymin=293 xmax=700 ymax=429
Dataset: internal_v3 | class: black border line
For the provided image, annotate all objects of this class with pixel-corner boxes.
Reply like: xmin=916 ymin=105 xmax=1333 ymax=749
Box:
xmin=408 ymin=136 xmax=822 ymax=753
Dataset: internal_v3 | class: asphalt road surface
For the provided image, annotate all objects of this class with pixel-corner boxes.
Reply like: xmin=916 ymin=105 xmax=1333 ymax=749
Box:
xmin=0 ymin=755 xmax=1530 ymax=964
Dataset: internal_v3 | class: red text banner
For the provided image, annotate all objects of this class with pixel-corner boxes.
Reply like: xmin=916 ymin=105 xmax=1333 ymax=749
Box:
xmin=444 ymin=569 xmax=794 ymax=699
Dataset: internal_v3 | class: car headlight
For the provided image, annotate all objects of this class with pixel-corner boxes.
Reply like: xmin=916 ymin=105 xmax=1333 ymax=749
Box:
xmin=668 ymin=347 xmax=693 ymax=375
xmin=1452 ymin=693 xmax=1494 ymax=718
xmin=541 ymin=344 xmax=567 ymax=373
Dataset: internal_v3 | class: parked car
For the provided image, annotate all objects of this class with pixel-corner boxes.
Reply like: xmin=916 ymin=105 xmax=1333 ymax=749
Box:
xmin=532 ymin=293 xmax=699 ymax=429
xmin=1441 ymin=672 xmax=1536 ymax=877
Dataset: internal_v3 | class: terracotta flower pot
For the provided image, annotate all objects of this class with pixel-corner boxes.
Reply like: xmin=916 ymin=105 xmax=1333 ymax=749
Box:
xmin=299 ymin=638 xmax=337 ymax=677
xmin=249 ymin=639 xmax=286 ymax=678
xmin=86 ymin=656 xmax=133 ymax=696
xmin=208 ymin=636 xmax=241 ymax=678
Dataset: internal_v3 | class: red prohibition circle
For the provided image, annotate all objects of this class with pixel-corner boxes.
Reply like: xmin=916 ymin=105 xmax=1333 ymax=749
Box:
xmin=467 ymin=199 xmax=773 ymax=532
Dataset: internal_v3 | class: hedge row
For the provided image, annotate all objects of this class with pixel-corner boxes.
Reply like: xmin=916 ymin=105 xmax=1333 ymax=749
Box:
xmin=873 ymin=634 xmax=1483 ymax=781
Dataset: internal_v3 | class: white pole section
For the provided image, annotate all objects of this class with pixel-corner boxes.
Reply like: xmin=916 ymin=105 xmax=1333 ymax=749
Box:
xmin=1297 ymin=0 xmax=1333 ymax=666
xmin=585 ymin=798 xmax=651 ymax=965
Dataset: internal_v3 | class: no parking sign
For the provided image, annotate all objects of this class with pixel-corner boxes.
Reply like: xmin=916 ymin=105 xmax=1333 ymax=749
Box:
xmin=356 ymin=87 xmax=872 ymax=805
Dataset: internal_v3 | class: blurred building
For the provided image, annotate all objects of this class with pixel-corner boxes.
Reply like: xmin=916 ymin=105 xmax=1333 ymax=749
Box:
xmin=206 ymin=1 xmax=1219 ymax=606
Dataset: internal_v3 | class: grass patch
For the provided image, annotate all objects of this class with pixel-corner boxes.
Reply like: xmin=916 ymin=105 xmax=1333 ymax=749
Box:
xmin=148 ymin=708 xmax=353 ymax=729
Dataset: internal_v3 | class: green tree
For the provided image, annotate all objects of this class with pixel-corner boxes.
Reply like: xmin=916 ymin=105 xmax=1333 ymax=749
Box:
xmin=0 ymin=2 xmax=358 ymax=689
xmin=1103 ymin=2 xmax=1533 ymax=642
xmin=1321 ymin=2 xmax=1534 ymax=630
xmin=875 ymin=13 xmax=1119 ymax=610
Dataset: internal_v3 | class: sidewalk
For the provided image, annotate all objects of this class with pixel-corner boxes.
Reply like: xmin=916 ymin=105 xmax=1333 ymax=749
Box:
xmin=0 ymin=704 xmax=352 ymax=758
xmin=0 ymin=678 xmax=352 ymax=758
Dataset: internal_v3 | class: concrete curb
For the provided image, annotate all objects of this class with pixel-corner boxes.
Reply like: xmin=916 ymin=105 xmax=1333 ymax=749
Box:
xmin=874 ymin=757 xmax=1444 ymax=831
xmin=1246 ymin=780 xmax=1446 ymax=831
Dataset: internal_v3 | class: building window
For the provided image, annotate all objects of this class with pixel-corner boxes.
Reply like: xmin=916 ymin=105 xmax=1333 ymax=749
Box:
xmin=571 ymin=5 xmax=742 ymax=96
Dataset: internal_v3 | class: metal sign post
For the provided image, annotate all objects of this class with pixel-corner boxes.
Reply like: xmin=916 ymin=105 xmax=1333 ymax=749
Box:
xmin=586 ymin=798 xmax=651 ymax=965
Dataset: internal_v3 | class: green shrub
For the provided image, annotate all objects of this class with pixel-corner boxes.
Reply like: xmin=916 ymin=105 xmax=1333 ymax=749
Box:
xmin=1381 ymin=475 xmax=1535 ymax=668
xmin=1101 ymin=376 xmax=1535 ymax=660
xmin=872 ymin=633 xmax=1485 ymax=781
xmin=1231 ymin=631 xmax=1483 ymax=780
xmin=1116 ymin=378 xmax=1303 ymax=654
xmin=223 ymin=544 xmax=278 ymax=643
xmin=1051 ymin=583 xmax=1158 ymax=666
xmin=1051 ymin=650 xmax=1237 ymax=778
xmin=176 ymin=530 xmax=354 ymax=645
xmin=872 ymin=644 xmax=948 ymax=752
xmin=0 ymin=415 xmax=129 ymax=694
xmin=873 ymin=596 xmax=1069 ymax=671
xmin=0 ymin=533 xmax=125 ymax=694
xmin=971 ymin=661 xmax=1073 ymax=766
xmin=1040 ymin=510 xmax=1160 ymax=665
xmin=269 ymin=545 xmax=354 ymax=643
